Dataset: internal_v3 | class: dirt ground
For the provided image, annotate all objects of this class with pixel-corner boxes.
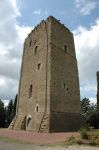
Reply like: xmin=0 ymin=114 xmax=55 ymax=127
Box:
xmin=0 ymin=129 xmax=99 ymax=150
xmin=0 ymin=140 xmax=99 ymax=150
xmin=0 ymin=129 xmax=79 ymax=144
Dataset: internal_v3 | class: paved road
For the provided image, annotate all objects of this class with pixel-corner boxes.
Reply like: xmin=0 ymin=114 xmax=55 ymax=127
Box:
xmin=0 ymin=140 xmax=99 ymax=150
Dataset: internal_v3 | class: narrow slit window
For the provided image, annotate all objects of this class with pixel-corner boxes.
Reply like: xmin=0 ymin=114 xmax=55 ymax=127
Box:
xmin=64 ymin=83 xmax=66 ymax=89
xmin=36 ymin=106 xmax=38 ymax=112
xmin=29 ymin=40 xmax=32 ymax=47
xmin=64 ymin=45 xmax=67 ymax=53
xmin=38 ymin=63 xmax=41 ymax=70
xmin=29 ymin=84 xmax=33 ymax=98
xmin=67 ymin=88 xmax=69 ymax=92
xmin=35 ymin=46 xmax=38 ymax=54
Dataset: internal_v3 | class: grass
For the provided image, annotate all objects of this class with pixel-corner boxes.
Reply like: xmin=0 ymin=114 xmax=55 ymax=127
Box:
xmin=55 ymin=129 xmax=99 ymax=147
xmin=80 ymin=129 xmax=89 ymax=139
xmin=0 ymin=136 xmax=33 ymax=144
xmin=91 ymin=129 xmax=99 ymax=136
xmin=40 ymin=130 xmax=99 ymax=147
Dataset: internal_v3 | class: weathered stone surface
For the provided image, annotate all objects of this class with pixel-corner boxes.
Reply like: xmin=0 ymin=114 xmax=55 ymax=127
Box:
xmin=9 ymin=16 xmax=81 ymax=132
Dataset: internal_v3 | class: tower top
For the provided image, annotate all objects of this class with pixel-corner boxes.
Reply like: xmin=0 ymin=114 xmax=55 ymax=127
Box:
xmin=27 ymin=16 xmax=71 ymax=39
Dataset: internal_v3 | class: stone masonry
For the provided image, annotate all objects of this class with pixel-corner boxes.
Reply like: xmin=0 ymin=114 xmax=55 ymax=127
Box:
xmin=9 ymin=16 xmax=81 ymax=132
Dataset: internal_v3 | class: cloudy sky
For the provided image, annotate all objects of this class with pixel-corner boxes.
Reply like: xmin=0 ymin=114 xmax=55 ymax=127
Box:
xmin=0 ymin=0 xmax=99 ymax=105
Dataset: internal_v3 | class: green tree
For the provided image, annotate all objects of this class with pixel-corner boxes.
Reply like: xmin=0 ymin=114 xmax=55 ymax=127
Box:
xmin=81 ymin=98 xmax=99 ymax=129
xmin=0 ymin=100 xmax=5 ymax=127
xmin=87 ymin=111 xmax=99 ymax=129
xmin=81 ymin=98 xmax=90 ymax=117
xmin=6 ymin=100 xmax=14 ymax=127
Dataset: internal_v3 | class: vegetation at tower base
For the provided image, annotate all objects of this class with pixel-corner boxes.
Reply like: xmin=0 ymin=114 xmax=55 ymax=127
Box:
xmin=0 ymin=95 xmax=17 ymax=128
xmin=81 ymin=98 xmax=99 ymax=129
xmin=0 ymin=100 xmax=5 ymax=127
xmin=5 ymin=100 xmax=14 ymax=127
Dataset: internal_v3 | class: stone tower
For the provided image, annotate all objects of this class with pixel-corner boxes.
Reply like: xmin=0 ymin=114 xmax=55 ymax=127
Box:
xmin=97 ymin=71 xmax=99 ymax=112
xmin=9 ymin=16 xmax=81 ymax=132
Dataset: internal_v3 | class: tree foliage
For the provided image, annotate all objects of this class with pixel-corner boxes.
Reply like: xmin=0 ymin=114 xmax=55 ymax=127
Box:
xmin=81 ymin=98 xmax=90 ymax=117
xmin=0 ymin=95 xmax=17 ymax=128
xmin=0 ymin=100 xmax=5 ymax=127
xmin=81 ymin=97 xmax=99 ymax=129
xmin=5 ymin=100 xmax=14 ymax=127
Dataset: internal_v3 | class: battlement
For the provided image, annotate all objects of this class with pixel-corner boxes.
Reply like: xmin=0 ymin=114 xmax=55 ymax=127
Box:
xmin=47 ymin=16 xmax=71 ymax=33
xmin=26 ymin=16 xmax=71 ymax=40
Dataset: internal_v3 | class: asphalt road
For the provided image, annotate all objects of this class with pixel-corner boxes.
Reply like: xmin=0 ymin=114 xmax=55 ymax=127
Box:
xmin=0 ymin=140 xmax=99 ymax=150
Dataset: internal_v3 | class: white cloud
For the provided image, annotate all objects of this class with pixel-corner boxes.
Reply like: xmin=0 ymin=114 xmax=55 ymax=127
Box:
xmin=9 ymin=0 xmax=21 ymax=17
xmin=74 ymin=18 xmax=99 ymax=99
xmin=89 ymin=97 xmax=97 ymax=104
xmin=80 ymin=84 xmax=97 ymax=93
xmin=0 ymin=0 xmax=32 ymax=100
xmin=75 ymin=0 xmax=98 ymax=15
xmin=2 ymin=99 xmax=10 ymax=107
xmin=16 ymin=25 xmax=32 ymax=43
xmin=33 ymin=9 xmax=41 ymax=15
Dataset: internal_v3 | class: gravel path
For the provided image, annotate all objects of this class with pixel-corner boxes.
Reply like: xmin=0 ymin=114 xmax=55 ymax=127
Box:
xmin=0 ymin=140 xmax=99 ymax=150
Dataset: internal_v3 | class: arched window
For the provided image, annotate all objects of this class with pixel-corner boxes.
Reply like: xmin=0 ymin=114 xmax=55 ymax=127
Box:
xmin=35 ymin=46 xmax=38 ymax=54
xmin=26 ymin=114 xmax=31 ymax=127
xmin=37 ymin=63 xmax=41 ymax=70
xmin=35 ymin=104 xmax=39 ymax=112
xmin=29 ymin=84 xmax=33 ymax=98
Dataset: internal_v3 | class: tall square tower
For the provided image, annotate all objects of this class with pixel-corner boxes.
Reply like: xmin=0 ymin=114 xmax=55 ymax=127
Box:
xmin=10 ymin=16 xmax=81 ymax=132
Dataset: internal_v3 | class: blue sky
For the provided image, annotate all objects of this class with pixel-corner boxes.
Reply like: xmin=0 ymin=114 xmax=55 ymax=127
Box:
xmin=17 ymin=0 xmax=99 ymax=29
xmin=0 ymin=0 xmax=99 ymax=105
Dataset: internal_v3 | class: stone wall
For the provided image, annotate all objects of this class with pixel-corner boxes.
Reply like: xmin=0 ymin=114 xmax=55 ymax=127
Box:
xmin=49 ymin=17 xmax=81 ymax=131
xmin=13 ymin=18 xmax=52 ymax=131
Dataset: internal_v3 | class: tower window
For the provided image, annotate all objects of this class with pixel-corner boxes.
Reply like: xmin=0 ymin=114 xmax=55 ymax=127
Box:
xmin=27 ymin=115 xmax=31 ymax=127
xmin=64 ymin=45 xmax=67 ymax=53
xmin=64 ymin=83 xmax=66 ymax=89
xmin=37 ymin=63 xmax=41 ymax=70
xmin=35 ymin=46 xmax=38 ymax=54
xmin=36 ymin=106 xmax=39 ymax=112
xmin=29 ymin=84 xmax=33 ymax=98
xmin=29 ymin=40 xmax=32 ymax=47
xmin=63 ymin=83 xmax=69 ymax=93
xmin=35 ymin=104 xmax=39 ymax=112
xmin=67 ymin=88 xmax=69 ymax=92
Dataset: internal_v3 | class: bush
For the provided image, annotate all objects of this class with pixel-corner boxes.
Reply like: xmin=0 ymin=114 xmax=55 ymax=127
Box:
xmin=68 ymin=135 xmax=75 ymax=141
xmin=76 ymin=139 xmax=83 ymax=145
xmin=89 ymin=140 xmax=97 ymax=146
xmin=65 ymin=136 xmax=75 ymax=145
xmin=80 ymin=129 xmax=89 ymax=139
